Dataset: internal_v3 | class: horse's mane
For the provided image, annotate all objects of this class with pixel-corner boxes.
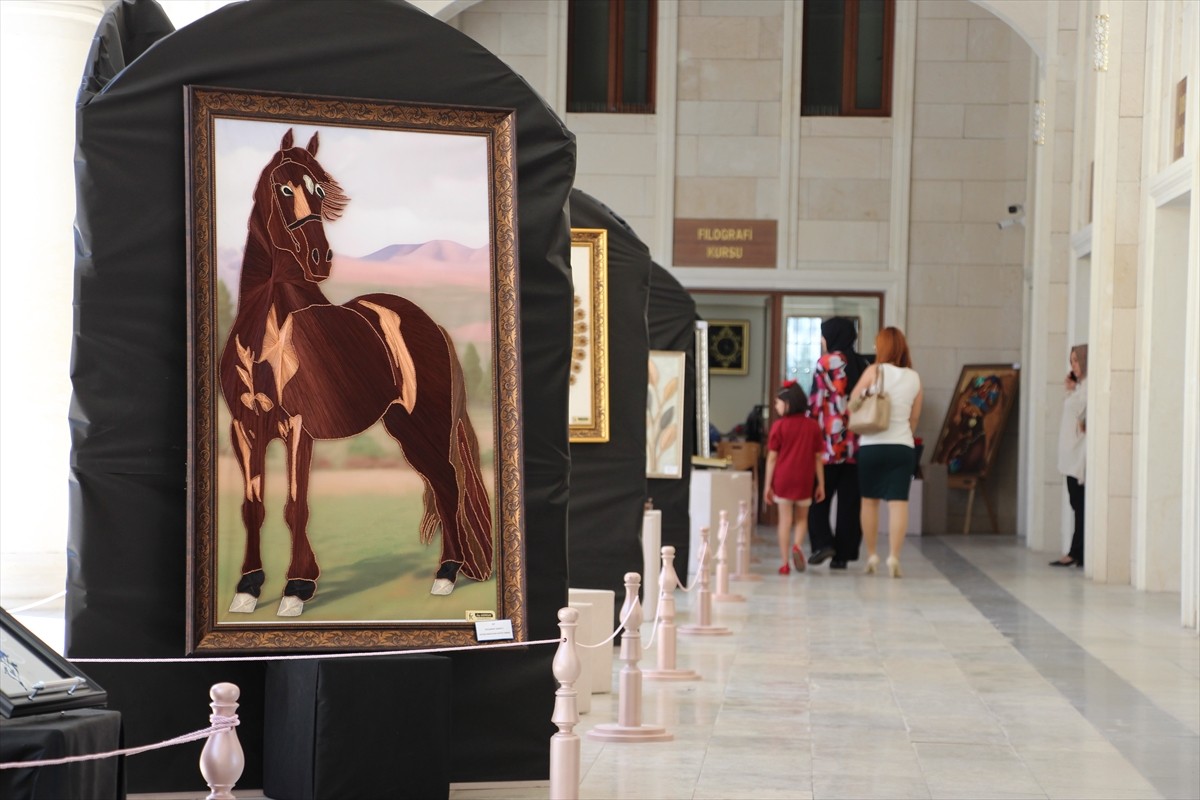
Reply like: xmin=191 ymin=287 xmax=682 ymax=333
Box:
xmin=316 ymin=170 xmax=349 ymax=222
xmin=257 ymin=149 xmax=351 ymax=223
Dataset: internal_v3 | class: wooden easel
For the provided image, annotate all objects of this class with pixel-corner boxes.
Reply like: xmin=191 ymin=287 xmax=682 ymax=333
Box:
xmin=947 ymin=474 xmax=999 ymax=534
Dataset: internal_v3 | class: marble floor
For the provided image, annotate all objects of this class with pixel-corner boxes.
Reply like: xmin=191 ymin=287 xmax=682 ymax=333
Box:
xmin=6 ymin=533 xmax=1198 ymax=799
xmin=452 ymin=532 xmax=1198 ymax=800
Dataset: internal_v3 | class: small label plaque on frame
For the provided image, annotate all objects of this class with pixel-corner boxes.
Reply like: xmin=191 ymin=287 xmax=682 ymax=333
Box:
xmin=474 ymin=619 xmax=514 ymax=642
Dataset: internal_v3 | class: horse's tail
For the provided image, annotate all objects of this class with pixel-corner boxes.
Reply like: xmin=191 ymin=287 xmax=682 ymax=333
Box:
xmin=442 ymin=327 xmax=494 ymax=582
xmin=454 ymin=416 xmax=493 ymax=581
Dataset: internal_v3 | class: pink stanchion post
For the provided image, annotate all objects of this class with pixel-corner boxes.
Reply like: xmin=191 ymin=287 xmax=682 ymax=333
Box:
xmin=730 ymin=500 xmax=762 ymax=581
xmin=586 ymin=573 xmax=672 ymax=742
xmin=550 ymin=607 xmax=582 ymax=800
xmin=199 ymin=683 xmax=244 ymax=800
xmin=712 ymin=510 xmax=746 ymax=602
xmin=678 ymin=529 xmax=732 ymax=637
xmin=642 ymin=546 xmax=701 ymax=681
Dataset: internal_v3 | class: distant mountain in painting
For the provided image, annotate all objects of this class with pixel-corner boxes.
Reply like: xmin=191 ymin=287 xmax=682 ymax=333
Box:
xmin=216 ymin=240 xmax=492 ymax=346
xmin=217 ymin=239 xmax=488 ymax=292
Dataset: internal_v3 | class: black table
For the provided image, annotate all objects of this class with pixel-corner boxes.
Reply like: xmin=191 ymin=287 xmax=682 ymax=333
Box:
xmin=0 ymin=708 xmax=123 ymax=800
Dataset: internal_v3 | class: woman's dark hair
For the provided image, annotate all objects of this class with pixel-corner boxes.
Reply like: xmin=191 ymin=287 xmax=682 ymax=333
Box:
xmin=821 ymin=316 xmax=866 ymax=396
xmin=777 ymin=381 xmax=808 ymax=416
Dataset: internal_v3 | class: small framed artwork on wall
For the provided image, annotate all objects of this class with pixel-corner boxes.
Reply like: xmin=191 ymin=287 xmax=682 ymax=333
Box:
xmin=647 ymin=350 xmax=687 ymax=479
xmin=707 ymin=320 xmax=750 ymax=375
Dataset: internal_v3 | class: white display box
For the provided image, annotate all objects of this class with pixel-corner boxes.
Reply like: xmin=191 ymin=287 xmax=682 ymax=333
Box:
xmin=688 ymin=469 xmax=753 ymax=581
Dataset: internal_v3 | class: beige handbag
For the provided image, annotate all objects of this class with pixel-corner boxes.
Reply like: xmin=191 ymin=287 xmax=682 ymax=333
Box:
xmin=848 ymin=367 xmax=891 ymax=435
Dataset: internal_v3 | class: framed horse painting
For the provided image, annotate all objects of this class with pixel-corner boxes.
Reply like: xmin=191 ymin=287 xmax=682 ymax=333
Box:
xmin=184 ymin=87 xmax=526 ymax=652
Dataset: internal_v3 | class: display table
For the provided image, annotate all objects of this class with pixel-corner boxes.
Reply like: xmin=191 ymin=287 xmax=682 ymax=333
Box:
xmin=264 ymin=655 xmax=451 ymax=800
xmin=567 ymin=588 xmax=615 ymax=695
xmin=0 ymin=709 xmax=124 ymax=800
xmin=688 ymin=469 xmax=753 ymax=582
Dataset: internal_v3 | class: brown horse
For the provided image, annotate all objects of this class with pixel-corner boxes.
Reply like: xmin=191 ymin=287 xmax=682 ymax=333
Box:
xmin=221 ymin=129 xmax=493 ymax=617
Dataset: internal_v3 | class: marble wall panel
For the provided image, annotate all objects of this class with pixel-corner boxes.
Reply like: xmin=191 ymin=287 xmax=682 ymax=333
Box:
xmin=805 ymin=179 xmax=891 ymax=221
xmin=698 ymin=60 xmax=782 ymax=101
xmin=680 ymin=15 xmax=762 ymax=59
xmin=674 ymin=177 xmax=758 ymax=217
xmin=908 ymin=263 xmax=960 ymax=306
xmin=918 ymin=18 xmax=969 ymax=61
xmin=799 ymin=137 xmax=884 ymax=179
xmin=499 ymin=11 xmax=546 ymax=55
xmin=911 ymin=180 xmax=964 ymax=222
xmin=915 ymin=104 xmax=967 ymax=138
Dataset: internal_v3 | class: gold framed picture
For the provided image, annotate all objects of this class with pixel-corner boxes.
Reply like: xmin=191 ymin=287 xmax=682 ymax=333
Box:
xmin=707 ymin=320 xmax=750 ymax=375
xmin=568 ymin=228 xmax=609 ymax=442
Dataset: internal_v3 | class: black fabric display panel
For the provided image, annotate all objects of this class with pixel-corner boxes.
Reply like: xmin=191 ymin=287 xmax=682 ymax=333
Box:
xmin=565 ymin=190 xmax=651 ymax=624
xmin=647 ymin=265 xmax=697 ymax=561
xmin=70 ymin=0 xmax=574 ymax=790
xmin=264 ymin=656 xmax=451 ymax=800
xmin=0 ymin=710 xmax=124 ymax=800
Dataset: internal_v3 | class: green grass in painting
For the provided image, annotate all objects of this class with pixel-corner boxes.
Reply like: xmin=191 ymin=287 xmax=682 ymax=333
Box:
xmin=216 ymin=483 xmax=497 ymax=625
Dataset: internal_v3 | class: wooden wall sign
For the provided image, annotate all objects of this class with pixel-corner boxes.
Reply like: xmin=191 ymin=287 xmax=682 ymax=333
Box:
xmin=673 ymin=219 xmax=777 ymax=267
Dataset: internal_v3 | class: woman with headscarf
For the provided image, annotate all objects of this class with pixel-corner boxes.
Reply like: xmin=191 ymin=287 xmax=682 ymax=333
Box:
xmin=805 ymin=317 xmax=869 ymax=569
xmin=1051 ymin=344 xmax=1088 ymax=567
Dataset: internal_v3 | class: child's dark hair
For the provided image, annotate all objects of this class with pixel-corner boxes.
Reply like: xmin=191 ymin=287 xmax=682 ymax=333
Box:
xmin=777 ymin=381 xmax=808 ymax=416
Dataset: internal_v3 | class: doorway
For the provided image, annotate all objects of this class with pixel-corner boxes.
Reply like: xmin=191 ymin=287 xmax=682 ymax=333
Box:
xmin=693 ymin=289 xmax=884 ymax=523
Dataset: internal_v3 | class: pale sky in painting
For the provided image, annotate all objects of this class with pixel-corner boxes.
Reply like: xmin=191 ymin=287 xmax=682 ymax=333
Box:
xmin=213 ymin=117 xmax=491 ymax=257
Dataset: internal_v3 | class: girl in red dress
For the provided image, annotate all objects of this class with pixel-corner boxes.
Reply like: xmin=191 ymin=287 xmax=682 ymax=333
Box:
xmin=763 ymin=382 xmax=826 ymax=574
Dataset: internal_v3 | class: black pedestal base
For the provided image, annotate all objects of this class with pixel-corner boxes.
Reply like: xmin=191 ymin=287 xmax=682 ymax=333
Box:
xmin=264 ymin=655 xmax=452 ymax=800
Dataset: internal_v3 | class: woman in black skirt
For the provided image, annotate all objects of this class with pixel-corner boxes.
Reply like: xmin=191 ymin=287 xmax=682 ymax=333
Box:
xmin=850 ymin=327 xmax=923 ymax=578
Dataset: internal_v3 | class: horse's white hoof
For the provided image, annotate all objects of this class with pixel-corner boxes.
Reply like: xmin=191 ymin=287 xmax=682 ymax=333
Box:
xmin=228 ymin=593 xmax=258 ymax=613
xmin=430 ymin=578 xmax=455 ymax=596
xmin=277 ymin=596 xmax=305 ymax=616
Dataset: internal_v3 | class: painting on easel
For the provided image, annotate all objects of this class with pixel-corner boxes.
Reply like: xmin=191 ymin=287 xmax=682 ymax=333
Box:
xmin=931 ymin=364 xmax=1019 ymax=534
xmin=931 ymin=364 xmax=1020 ymax=478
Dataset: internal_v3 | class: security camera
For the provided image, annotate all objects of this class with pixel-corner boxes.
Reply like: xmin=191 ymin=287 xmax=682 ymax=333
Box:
xmin=997 ymin=216 xmax=1026 ymax=230
xmin=1007 ymin=204 xmax=1023 ymax=214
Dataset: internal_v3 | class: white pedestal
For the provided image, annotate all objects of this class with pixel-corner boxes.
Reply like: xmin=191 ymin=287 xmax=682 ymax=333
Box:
xmin=641 ymin=510 xmax=662 ymax=623
xmin=567 ymin=588 xmax=615 ymax=694
xmin=688 ymin=470 xmax=753 ymax=582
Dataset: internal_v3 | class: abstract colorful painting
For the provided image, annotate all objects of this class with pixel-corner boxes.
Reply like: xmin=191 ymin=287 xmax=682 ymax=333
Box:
xmin=931 ymin=364 xmax=1020 ymax=478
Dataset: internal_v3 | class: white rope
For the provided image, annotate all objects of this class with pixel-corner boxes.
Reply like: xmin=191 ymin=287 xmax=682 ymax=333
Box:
xmin=71 ymin=638 xmax=561 ymax=664
xmin=0 ymin=716 xmax=240 ymax=770
xmin=577 ymin=604 xmax=633 ymax=650
xmin=676 ymin=536 xmax=708 ymax=593
xmin=7 ymin=591 xmax=66 ymax=614
xmin=641 ymin=595 xmax=664 ymax=648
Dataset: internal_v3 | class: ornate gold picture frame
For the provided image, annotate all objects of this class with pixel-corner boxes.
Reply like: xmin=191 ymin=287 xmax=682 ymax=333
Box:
xmin=185 ymin=86 xmax=526 ymax=652
xmin=568 ymin=228 xmax=609 ymax=442
xmin=707 ymin=319 xmax=750 ymax=375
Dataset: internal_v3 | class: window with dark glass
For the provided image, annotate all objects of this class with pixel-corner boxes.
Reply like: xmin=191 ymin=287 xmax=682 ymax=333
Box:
xmin=567 ymin=0 xmax=656 ymax=114
xmin=801 ymin=0 xmax=893 ymax=116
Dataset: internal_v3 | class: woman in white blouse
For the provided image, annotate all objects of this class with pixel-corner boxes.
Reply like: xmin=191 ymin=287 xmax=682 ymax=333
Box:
xmin=850 ymin=327 xmax=923 ymax=578
xmin=1051 ymin=345 xmax=1088 ymax=567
